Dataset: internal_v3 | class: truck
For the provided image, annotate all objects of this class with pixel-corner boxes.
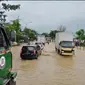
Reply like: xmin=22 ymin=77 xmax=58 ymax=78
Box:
xmin=0 ymin=26 xmax=17 ymax=85
xmin=55 ymin=32 xmax=75 ymax=56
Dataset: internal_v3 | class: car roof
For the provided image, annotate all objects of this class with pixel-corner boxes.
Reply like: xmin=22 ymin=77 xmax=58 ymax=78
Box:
xmin=22 ymin=45 xmax=37 ymax=47
xmin=36 ymin=42 xmax=42 ymax=44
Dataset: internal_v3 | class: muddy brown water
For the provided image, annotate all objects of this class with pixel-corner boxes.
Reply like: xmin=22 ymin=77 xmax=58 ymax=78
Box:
xmin=11 ymin=43 xmax=85 ymax=85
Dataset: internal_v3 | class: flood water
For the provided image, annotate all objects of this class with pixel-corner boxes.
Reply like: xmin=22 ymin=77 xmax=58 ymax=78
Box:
xmin=11 ymin=42 xmax=85 ymax=85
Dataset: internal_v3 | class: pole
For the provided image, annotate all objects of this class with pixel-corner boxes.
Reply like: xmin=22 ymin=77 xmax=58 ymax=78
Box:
xmin=14 ymin=31 xmax=16 ymax=42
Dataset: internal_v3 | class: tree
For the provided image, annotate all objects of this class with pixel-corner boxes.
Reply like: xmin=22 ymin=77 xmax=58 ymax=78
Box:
xmin=76 ymin=29 xmax=85 ymax=40
xmin=0 ymin=1 xmax=20 ymax=26
xmin=0 ymin=1 xmax=21 ymax=42
xmin=16 ymin=31 xmax=23 ymax=43
xmin=49 ymin=30 xmax=58 ymax=40
xmin=23 ymin=28 xmax=37 ymax=41
xmin=12 ymin=19 xmax=21 ymax=32
xmin=5 ymin=19 xmax=21 ymax=32
xmin=42 ymin=33 xmax=49 ymax=37
xmin=24 ymin=28 xmax=31 ymax=36
xmin=57 ymin=25 xmax=66 ymax=32
xmin=31 ymin=30 xmax=38 ymax=35
xmin=29 ymin=31 xmax=36 ymax=41
xmin=5 ymin=23 xmax=12 ymax=39
xmin=5 ymin=19 xmax=23 ymax=42
xmin=49 ymin=25 xmax=66 ymax=41
xmin=2 ymin=3 xmax=20 ymax=11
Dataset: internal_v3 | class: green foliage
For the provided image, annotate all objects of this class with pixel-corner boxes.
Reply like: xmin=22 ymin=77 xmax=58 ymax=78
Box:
xmin=2 ymin=3 xmax=20 ymax=11
xmin=49 ymin=25 xmax=66 ymax=40
xmin=24 ymin=28 xmax=31 ymax=35
xmin=42 ymin=33 xmax=49 ymax=37
xmin=5 ymin=19 xmax=21 ymax=33
xmin=31 ymin=30 xmax=38 ymax=35
xmin=5 ymin=26 xmax=10 ymax=39
xmin=12 ymin=19 xmax=21 ymax=33
xmin=5 ymin=19 xmax=23 ymax=42
xmin=23 ymin=28 xmax=37 ymax=41
xmin=16 ymin=32 xmax=23 ymax=43
xmin=49 ymin=30 xmax=58 ymax=39
xmin=0 ymin=1 xmax=21 ymax=43
xmin=76 ymin=29 xmax=85 ymax=40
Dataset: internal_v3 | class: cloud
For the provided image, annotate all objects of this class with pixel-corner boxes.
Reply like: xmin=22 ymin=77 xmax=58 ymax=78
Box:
xmin=1 ymin=1 xmax=85 ymax=33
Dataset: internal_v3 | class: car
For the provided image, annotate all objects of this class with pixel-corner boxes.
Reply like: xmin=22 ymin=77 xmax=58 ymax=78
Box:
xmin=12 ymin=42 xmax=18 ymax=46
xmin=35 ymin=42 xmax=44 ymax=50
xmin=20 ymin=45 xmax=41 ymax=59
xmin=36 ymin=44 xmax=42 ymax=55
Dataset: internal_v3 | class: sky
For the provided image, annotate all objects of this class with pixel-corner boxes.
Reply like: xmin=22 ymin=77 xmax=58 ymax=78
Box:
xmin=0 ymin=1 xmax=85 ymax=33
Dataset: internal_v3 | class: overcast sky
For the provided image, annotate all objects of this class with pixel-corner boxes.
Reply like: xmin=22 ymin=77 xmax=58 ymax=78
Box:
xmin=0 ymin=1 xmax=85 ymax=33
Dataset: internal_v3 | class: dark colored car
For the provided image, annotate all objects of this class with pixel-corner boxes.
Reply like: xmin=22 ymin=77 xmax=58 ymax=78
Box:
xmin=20 ymin=45 xmax=41 ymax=59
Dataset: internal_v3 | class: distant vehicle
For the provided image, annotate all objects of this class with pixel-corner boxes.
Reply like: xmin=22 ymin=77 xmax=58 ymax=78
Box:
xmin=12 ymin=42 xmax=18 ymax=46
xmin=73 ymin=38 xmax=80 ymax=47
xmin=20 ymin=45 xmax=41 ymax=59
xmin=35 ymin=42 xmax=44 ymax=50
xmin=55 ymin=32 xmax=75 ymax=56
xmin=37 ymin=35 xmax=46 ymax=45
xmin=36 ymin=44 xmax=42 ymax=55
xmin=46 ymin=37 xmax=51 ymax=43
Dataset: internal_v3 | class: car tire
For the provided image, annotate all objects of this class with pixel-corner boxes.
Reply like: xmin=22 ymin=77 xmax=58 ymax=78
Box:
xmin=40 ymin=52 xmax=41 ymax=55
xmin=35 ymin=54 xmax=38 ymax=59
xmin=35 ymin=56 xmax=38 ymax=59
xmin=58 ymin=49 xmax=60 ymax=54
xmin=21 ymin=56 xmax=24 ymax=60
xmin=60 ymin=52 xmax=62 ymax=55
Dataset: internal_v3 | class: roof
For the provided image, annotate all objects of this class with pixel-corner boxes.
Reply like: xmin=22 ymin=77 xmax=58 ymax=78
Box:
xmin=22 ymin=45 xmax=37 ymax=47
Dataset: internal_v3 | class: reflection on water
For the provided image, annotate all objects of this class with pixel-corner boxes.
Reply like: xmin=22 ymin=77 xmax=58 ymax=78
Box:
xmin=20 ymin=60 xmax=38 ymax=72
xmin=56 ymin=56 xmax=74 ymax=69
xmin=12 ymin=43 xmax=85 ymax=85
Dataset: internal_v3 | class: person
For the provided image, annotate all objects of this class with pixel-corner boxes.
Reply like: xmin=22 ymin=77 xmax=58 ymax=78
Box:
xmin=47 ymin=41 xmax=49 ymax=44
xmin=83 ymin=40 xmax=85 ymax=50
xmin=36 ymin=44 xmax=40 ymax=50
xmin=76 ymin=40 xmax=79 ymax=48
xmin=41 ymin=44 xmax=44 ymax=50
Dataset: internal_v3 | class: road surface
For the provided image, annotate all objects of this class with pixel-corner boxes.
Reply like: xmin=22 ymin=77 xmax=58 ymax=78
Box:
xmin=11 ymin=42 xmax=85 ymax=85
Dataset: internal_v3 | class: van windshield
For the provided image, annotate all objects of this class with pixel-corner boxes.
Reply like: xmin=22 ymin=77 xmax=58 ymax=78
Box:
xmin=60 ymin=41 xmax=73 ymax=47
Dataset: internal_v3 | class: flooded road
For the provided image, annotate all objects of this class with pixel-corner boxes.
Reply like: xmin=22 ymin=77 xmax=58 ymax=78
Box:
xmin=12 ymin=43 xmax=85 ymax=85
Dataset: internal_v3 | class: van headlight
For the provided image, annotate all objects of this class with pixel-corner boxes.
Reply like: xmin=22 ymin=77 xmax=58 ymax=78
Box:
xmin=72 ymin=48 xmax=74 ymax=51
xmin=0 ymin=56 xmax=6 ymax=69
